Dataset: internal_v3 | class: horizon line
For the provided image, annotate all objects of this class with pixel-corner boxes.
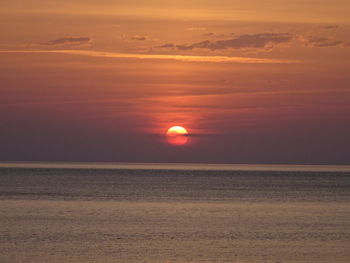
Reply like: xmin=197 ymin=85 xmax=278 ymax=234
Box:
xmin=0 ymin=161 xmax=349 ymax=172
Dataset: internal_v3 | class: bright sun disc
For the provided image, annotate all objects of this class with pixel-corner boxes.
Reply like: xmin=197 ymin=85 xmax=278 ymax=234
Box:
xmin=167 ymin=126 xmax=188 ymax=135
xmin=166 ymin=126 xmax=189 ymax=146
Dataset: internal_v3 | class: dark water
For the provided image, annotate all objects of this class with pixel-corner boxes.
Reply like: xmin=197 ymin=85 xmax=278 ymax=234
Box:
xmin=0 ymin=167 xmax=349 ymax=262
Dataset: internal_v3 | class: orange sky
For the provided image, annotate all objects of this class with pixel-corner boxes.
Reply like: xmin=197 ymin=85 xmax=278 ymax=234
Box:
xmin=0 ymin=0 xmax=349 ymax=163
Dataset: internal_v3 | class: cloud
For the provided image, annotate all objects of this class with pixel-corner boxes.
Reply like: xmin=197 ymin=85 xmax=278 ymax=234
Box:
xmin=43 ymin=37 xmax=92 ymax=46
xmin=324 ymin=25 xmax=339 ymax=30
xmin=0 ymin=50 xmax=298 ymax=64
xmin=158 ymin=32 xmax=349 ymax=51
xmin=131 ymin=35 xmax=148 ymax=41
xmin=303 ymin=36 xmax=345 ymax=47
xmin=157 ymin=43 xmax=175 ymax=48
xmin=159 ymin=33 xmax=293 ymax=51
xmin=202 ymin=32 xmax=215 ymax=37
xmin=187 ymin=27 xmax=206 ymax=31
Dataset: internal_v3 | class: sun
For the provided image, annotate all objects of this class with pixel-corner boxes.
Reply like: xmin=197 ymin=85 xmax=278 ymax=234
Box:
xmin=166 ymin=126 xmax=189 ymax=146
xmin=167 ymin=126 xmax=188 ymax=135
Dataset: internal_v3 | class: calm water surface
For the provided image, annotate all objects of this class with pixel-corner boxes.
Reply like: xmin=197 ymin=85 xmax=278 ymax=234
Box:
xmin=0 ymin=167 xmax=349 ymax=263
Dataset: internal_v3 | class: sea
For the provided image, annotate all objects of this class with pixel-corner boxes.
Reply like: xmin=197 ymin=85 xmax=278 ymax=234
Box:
xmin=0 ymin=162 xmax=349 ymax=263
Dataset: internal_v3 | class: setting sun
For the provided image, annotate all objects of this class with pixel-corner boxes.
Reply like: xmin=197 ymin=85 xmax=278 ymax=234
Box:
xmin=166 ymin=126 xmax=189 ymax=146
xmin=167 ymin=126 xmax=188 ymax=135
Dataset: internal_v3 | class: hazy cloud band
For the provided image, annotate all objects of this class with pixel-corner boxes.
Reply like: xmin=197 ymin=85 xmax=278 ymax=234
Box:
xmin=0 ymin=50 xmax=298 ymax=64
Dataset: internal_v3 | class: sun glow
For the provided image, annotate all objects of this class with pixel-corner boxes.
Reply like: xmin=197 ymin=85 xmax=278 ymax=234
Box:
xmin=166 ymin=126 xmax=189 ymax=146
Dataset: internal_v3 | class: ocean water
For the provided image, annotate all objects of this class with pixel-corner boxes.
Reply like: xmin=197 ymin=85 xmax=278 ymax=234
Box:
xmin=0 ymin=166 xmax=349 ymax=263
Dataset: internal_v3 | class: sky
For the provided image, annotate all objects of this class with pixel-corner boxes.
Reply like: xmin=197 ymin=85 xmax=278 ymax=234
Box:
xmin=0 ymin=0 xmax=350 ymax=164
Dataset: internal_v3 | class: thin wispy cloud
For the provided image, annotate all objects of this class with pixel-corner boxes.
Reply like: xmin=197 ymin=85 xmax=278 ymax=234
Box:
xmin=302 ymin=36 xmax=346 ymax=47
xmin=42 ymin=37 xmax=92 ymax=46
xmin=159 ymin=32 xmax=350 ymax=51
xmin=159 ymin=33 xmax=293 ymax=51
xmin=324 ymin=25 xmax=339 ymax=30
xmin=0 ymin=50 xmax=298 ymax=64
xmin=130 ymin=35 xmax=148 ymax=41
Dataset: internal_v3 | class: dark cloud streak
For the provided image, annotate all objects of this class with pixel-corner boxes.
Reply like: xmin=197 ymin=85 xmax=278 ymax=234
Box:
xmin=324 ymin=25 xmax=339 ymax=30
xmin=303 ymin=36 xmax=345 ymax=47
xmin=131 ymin=36 xmax=148 ymax=41
xmin=159 ymin=33 xmax=293 ymax=51
xmin=43 ymin=37 xmax=91 ymax=46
